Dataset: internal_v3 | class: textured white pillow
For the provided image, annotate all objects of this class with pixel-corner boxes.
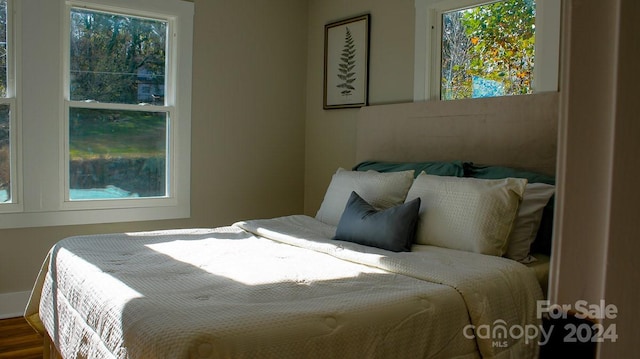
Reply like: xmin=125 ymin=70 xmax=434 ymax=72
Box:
xmin=505 ymin=182 xmax=555 ymax=263
xmin=405 ymin=172 xmax=527 ymax=256
xmin=315 ymin=168 xmax=415 ymax=226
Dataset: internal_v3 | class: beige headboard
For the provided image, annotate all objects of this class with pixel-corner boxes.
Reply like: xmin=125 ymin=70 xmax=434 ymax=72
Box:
xmin=356 ymin=92 xmax=559 ymax=175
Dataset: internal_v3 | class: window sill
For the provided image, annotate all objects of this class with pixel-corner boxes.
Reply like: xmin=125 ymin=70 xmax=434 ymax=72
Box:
xmin=0 ymin=204 xmax=189 ymax=229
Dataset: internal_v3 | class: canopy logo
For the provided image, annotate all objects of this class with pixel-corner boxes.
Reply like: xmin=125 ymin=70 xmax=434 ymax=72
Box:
xmin=463 ymin=320 xmax=550 ymax=346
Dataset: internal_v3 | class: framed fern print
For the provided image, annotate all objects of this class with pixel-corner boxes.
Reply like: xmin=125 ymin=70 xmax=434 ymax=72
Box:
xmin=324 ymin=14 xmax=370 ymax=109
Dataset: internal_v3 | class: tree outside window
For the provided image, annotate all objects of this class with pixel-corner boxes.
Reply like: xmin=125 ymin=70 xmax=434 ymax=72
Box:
xmin=441 ymin=0 xmax=536 ymax=100
xmin=68 ymin=7 xmax=170 ymax=200
xmin=0 ymin=0 xmax=10 ymax=203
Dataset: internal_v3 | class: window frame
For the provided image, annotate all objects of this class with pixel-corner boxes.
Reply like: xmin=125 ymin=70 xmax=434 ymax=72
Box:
xmin=0 ymin=0 xmax=193 ymax=229
xmin=413 ymin=0 xmax=561 ymax=101
xmin=62 ymin=3 xmax=175 ymax=209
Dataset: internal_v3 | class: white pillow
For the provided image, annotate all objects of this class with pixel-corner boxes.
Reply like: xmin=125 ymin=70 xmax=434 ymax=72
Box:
xmin=505 ymin=182 xmax=555 ymax=263
xmin=405 ymin=172 xmax=527 ymax=256
xmin=315 ymin=168 xmax=415 ymax=226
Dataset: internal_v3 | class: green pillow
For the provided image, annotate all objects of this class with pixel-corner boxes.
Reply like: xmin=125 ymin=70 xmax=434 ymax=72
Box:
xmin=333 ymin=191 xmax=421 ymax=252
xmin=463 ymin=163 xmax=555 ymax=185
xmin=353 ymin=161 xmax=466 ymax=178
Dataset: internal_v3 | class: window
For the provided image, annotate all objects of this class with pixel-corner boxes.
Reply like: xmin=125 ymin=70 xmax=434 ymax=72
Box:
xmin=67 ymin=7 xmax=170 ymax=201
xmin=0 ymin=104 xmax=10 ymax=203
xmin=414 ymin=0 xmax=561 ymax=101
xmin=0 ymin=0 xmax=16 ymax=207
xmin=441 ymin=0 xmax=536 ymax=99
xmin=1 ymin=0 xmax=193 ymax=228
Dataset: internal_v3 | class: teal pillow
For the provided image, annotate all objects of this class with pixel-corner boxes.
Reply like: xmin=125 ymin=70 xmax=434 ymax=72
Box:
xmin=333 ymin=191 xmax=421 ymax=252
xmin=463 ymin=163 xmax=555 ymax=185
xmin=353 ymin=161 xmax=466 ymax=178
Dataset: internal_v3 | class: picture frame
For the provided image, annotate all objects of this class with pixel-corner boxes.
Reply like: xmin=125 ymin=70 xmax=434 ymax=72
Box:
xmin=323 ymin=14 xmax=370 ymax=109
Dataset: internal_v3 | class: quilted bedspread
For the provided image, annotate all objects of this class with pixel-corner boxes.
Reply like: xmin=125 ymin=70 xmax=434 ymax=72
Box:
xmin=25 ymin=215 xmax=543 ymax=359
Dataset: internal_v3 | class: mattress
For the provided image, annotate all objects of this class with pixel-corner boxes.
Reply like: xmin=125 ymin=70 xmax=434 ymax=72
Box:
xmin=25 ymin=215 xmax=543 ymax=359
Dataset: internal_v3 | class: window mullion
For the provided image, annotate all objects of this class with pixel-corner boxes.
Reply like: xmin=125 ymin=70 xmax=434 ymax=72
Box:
xmin=67 ymin=100 xmax=173 ymax=113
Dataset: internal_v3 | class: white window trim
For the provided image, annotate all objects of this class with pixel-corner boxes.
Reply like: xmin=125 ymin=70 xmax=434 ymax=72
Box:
xmin=413 ymin=0 xmax=561 ymax=101
xmin=0 ymin=0 xmax=193 ymax=229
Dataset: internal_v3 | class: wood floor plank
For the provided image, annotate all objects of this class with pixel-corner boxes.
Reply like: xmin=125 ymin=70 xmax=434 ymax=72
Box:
xmin=0 ymin=317 xmax=43 ymax=359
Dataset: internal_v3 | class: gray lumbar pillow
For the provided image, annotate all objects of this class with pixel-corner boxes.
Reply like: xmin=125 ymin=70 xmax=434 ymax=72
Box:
xmin=333 ymin=191 xmax=421 ymax=252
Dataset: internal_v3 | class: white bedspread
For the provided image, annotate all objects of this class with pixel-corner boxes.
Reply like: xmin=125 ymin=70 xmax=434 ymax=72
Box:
xmin=25 ymin=215 xmax=543 ymax=359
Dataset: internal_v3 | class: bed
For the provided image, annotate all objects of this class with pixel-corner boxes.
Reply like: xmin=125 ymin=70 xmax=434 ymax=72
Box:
xmin=25 ymin=93 xmax=559 ymax=359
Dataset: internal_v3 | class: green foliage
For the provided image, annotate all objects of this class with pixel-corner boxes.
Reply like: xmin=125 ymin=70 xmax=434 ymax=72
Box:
xmin=1 ymin=1 xmax=9 ymax=192
xmin=441 ymin=10 xmax=472 ymax=100
xmin=70 ymin=8 xmax=166 ymax=104
xmin=0 ymin=105 xmax=8 ymax=191
xmin=0 ymin=145 xmax=7 ymax=193
xmin=0 ymin=0 xmax=7 ymax=98
xmin=69 ymin=108 xmax=166 ymax=160
xmin=336 ymin=27 xmax=357 ymax=96
xmin=463 ymin=0 xmax=535 ymax=94
xmin=441 ymin=0 xmax=536 ymax=100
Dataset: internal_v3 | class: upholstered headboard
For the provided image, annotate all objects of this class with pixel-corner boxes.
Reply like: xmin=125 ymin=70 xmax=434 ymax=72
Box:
xmin=355 ymin=92 xmax=559 ymax=175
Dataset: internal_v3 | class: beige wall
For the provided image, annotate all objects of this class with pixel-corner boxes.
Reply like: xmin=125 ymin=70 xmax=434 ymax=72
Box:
xmin=304 ymin=0 xmax=415 ymax=215
xmin=551 ymin=0 xmax=614 ymax=309
xmin=601 ymin=0 xmax=640 ymax=355
xmin=552 ymin=0 xmax=640 ymax=356
xmin=0 ymin=0 xmax=308 ymax=299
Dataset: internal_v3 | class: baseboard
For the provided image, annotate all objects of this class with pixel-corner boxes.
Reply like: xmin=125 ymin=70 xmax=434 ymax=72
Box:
xmin=0 ymin=291 xmax=31 ymax=319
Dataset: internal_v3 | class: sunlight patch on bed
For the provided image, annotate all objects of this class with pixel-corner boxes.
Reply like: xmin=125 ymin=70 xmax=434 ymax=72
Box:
xmin=144 ymin=236 xmax=390 ymax=286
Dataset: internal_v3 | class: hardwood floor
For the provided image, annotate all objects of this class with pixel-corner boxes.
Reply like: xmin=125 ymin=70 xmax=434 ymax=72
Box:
xmin=0 ymin=317 xmax=43 ymax=359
